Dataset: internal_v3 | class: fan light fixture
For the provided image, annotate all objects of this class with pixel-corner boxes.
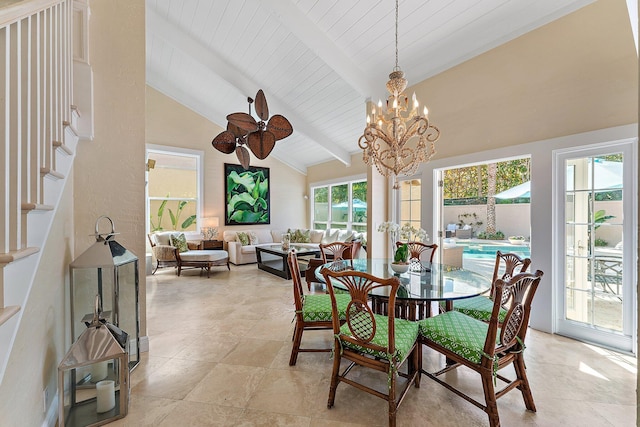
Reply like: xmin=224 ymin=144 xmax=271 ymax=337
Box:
xmin=212 ymin=90 xmax=293 ymax=169
xmin=358 ymin=0 xmax=440 ymax=189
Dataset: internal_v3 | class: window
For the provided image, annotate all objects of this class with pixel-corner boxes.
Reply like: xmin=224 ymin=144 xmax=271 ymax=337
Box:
xmin=146 ymin=146 xmax=203 ymax=234
xmin=399 ymin=179 xmax=421 ymax=230
xmin=311 ymin=179 xmax=367 ymax=232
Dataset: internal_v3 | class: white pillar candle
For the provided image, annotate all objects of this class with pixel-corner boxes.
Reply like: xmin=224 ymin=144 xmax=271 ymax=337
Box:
xmin=95 ymin=380 xmax=116 ymax=413
xmin=91 ymin=361 xmax=108 ymax=382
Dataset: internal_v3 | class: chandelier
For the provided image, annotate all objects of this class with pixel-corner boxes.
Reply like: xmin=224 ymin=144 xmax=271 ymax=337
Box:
xmin=358 ymin=0 xmax=440 ymax=188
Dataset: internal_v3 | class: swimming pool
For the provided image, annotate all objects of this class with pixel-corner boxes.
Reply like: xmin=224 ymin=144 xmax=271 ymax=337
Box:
xmin=456 ymin=241 xmax=531 ymax=258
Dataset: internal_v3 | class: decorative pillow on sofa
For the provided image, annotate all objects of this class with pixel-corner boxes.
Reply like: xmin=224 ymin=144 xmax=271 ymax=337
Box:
xmin=236 ymin=232 xmax=250 ymax=246
xmin=288 ymin=228 xmax=311 ymax=243
xmin=249 ymin=231 xmax=259 ymax=245
xmin=321 ymin=229 xmax=340 ymax=244
xmin=170 ymin=233 xmax=189 ymax=253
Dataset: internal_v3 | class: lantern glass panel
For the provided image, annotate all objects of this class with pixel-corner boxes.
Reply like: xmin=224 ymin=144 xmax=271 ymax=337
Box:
xmin=71 ymin=267 xmax=115 ymax=342
xmin=116 ymin=260 xmax=140 ymax=367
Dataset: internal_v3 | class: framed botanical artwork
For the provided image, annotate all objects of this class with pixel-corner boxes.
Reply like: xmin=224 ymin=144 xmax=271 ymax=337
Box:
xmin=224 ymin=163 xmax=270 ymax=225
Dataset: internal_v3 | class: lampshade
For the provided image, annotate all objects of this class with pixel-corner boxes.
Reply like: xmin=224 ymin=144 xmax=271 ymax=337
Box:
xmin=203 ymin=217 xmax=219 ymax=228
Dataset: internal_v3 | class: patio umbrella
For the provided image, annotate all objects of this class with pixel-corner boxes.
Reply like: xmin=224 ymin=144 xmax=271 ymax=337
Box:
xmin=495 ymin=160 xmax=622 ymax=199
xmin=494 ymin=182 xmax=531 ymax=199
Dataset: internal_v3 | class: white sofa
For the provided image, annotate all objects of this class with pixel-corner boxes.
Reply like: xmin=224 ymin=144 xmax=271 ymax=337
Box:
xmin=222 ymin=228 xmax=364 ymax=265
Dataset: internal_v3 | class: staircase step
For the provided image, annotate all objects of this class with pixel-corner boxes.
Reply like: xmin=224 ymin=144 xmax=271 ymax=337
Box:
xmin=21 ymin=203 xmax=54 ymax=212
xmin=0 ymin=306 xmax=21 ymax=327
xmin=53 ymin=140 xmax=73 ymax=155
xmin=40 ymin=167 xmax=64 ymax=180
xmin=0 ymin=247 xmax=40 ymax=265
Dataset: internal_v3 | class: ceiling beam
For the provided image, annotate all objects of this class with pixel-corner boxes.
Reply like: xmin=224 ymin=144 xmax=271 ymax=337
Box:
xmin=261 ymin=0 xmax=379 ymax=98
xmin=146 ymin=7 xmax=352 ymax=166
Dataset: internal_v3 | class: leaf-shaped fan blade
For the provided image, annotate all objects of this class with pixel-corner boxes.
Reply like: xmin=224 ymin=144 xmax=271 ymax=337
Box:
xmin=247 ymin=130 xmax=276 ymax=160
xmin=227 ymin=112 xmax=258 ymax=133
xmin=236 ymin=146 xmax=251 ymax=170
xmin=266 ymin=114 xmax=293 ymax=140
xmin=254 ymin=89 xmax=269 ymax=121
xmin=227 ymin=122 xmax=248 ymax=139
xmin=211 ymin=130 xmax=236 ymax=154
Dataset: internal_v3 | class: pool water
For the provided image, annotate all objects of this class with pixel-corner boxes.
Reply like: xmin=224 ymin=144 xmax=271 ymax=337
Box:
xmin=457 ymin=241 xmax=531 ymax=258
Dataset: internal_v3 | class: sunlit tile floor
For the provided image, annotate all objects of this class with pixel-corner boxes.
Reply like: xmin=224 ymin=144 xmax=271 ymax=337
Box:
xmin=111 ymin=264 xmax=637 ymax=426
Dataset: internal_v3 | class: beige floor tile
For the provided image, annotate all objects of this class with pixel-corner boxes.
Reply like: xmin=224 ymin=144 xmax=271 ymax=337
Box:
xmin=220 ymin=338 xmax=285 ymax=368
xmin=233 ymin=408 xmax=312 ymax=427
xmin=157 ymin=399 xmax=245 ymax=427
xmin=185 ymin=363 xmax=267 ymax=408
xmin=108 ymin=394 xmax=180 ymax=427
xmin=247 ymin=369 xmax=327 ymax=417
xmin=132 ymin=357 xmax=216 ymax=400
xmin=129 ymin=265 xmax=637 ymax=427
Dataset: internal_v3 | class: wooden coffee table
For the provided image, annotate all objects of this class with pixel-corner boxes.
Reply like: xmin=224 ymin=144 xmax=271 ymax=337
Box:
xmin=255 ymin=245 xmax=320 ymax=279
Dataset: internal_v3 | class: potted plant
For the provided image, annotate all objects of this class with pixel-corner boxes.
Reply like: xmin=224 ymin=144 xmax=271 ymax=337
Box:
xmin=508 ymin=235 xmax=526 ymax=245
xmin=390 ymin=243 xmax=410 ymax=274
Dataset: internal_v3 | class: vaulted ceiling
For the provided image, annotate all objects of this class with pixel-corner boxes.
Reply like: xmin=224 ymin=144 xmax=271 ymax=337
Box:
xmin=145 ymin=0 xmax=595 ymax=174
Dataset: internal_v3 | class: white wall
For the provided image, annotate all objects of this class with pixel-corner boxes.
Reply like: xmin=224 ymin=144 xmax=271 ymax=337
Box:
xmin=443 ymin=204 xmax=531 ymax=239
xmin=422 ymin=124 xmax=637 ymax=333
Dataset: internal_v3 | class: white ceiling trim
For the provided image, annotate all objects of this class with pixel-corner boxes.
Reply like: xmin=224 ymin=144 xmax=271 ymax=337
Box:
xmin=146 ymin=6 xmax=352 ymax=167
xmin=260 ymin=0 xmax=378 ymax=98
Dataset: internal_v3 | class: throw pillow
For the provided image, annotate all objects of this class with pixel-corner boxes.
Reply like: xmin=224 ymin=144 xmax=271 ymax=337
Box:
xmin=288 ymin=228 xmax=301 ymax=243
xmin=300 ymin=229 xmax=311 ymax=243
xmin=170 ymin=233 xmax=189 ymax=253
xmin=249 ymin=231 xmax=259 ymax=245
xmin=236 ymin=232 xmax=250 ymax=246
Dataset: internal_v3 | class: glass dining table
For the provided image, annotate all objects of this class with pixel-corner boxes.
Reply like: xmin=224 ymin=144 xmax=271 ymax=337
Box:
xmin=314 ymin=258 xmax=492 ymax=320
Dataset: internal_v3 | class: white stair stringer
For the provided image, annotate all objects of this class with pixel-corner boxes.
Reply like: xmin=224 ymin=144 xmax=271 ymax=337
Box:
xmin=0 ymin=119 xmax=80 ymax=384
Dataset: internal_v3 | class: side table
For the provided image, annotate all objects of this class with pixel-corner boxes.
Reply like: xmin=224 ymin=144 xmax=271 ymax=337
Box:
xmin=200 ymin=240 xmax=224 ymax=250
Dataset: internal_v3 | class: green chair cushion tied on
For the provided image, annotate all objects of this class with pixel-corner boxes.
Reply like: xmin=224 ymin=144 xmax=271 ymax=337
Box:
xmin=340 ymin=313 xmax=419 ymax=362
xmin=450 ymin=296 xmax=508 ymax=323
xmin=418 ymin=310 xmax=499 ymax=365
xmin=302 ymin=294 xmax=350 ymax=322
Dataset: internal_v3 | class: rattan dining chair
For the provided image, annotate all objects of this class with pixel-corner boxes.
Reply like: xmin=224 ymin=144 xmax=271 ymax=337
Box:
xmin=305 ymin=241 xmax=361 ymax=290
xmin=287 ymin=251 xmax=350 ymax=366
xmin=320 ymin=267 xmax=420 ymax=427
xmin=396 ymin=241 xmax=438 ymax=271
xmin=419 ymin=270 xmax=544 ymax=427
xmin=451 ymin=250 xmax=531 ymax=322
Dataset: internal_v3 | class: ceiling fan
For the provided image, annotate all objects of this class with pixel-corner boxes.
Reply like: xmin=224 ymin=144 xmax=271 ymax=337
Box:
xmin=211 ymin=89 xmax=293 ymax=169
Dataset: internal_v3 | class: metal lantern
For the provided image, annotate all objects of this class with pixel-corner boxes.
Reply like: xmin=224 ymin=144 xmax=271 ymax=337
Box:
xmin=58 ymin=298 xmax=130 ymax=426
xmin=69 ymin=216 xmax=140 ymax=370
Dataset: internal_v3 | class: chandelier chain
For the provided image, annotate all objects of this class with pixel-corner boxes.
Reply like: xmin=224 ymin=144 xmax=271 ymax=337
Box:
xmin=395 ymin=0 xmax=399 ymax=70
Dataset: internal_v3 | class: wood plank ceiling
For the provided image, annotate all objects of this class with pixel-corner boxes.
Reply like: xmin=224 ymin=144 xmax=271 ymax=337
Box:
xmin=146 ymin=0 xmax=594 ymax=174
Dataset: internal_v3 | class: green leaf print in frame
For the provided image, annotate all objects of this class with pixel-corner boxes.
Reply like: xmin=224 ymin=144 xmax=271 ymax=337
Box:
xmin=224 ymin=163 xmax=270 ymax=225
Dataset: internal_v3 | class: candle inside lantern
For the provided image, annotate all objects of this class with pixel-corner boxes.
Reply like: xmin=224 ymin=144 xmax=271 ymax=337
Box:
xmin=96 ymin=380 xmax=116 ymax=413
xmin=91 ymin=361 xmax=108 ymax=382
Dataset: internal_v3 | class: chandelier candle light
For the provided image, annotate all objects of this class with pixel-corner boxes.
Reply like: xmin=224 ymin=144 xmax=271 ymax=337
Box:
xmin=358 ymin=0 xmax=440 ymax=189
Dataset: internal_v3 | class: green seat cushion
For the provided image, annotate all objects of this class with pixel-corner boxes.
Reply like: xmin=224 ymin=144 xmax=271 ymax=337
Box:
xmin=339 ymin=314 xmax=419 ymax=362
xmin=452 ymin=296 xmax=507 ymax=323
xmin=419 ymin=311 xmax=499 ymax=365
xmin=302 ymin=294 xmax=350 ymax=322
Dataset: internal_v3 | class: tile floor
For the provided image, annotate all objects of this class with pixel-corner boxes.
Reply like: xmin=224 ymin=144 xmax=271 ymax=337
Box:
xmin=111 ymin=264 xmax=637 ymax=426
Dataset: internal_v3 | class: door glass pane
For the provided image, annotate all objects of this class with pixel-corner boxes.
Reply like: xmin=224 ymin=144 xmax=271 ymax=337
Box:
xmin=564 ymin=154 xmax=624 ymax=333
xmin=399 ymin=179 xmax=421 ymax=226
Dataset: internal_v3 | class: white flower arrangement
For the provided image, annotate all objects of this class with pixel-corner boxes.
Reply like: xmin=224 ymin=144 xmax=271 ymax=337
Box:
xmin=378 ymin=221 xmax=429 ymax=244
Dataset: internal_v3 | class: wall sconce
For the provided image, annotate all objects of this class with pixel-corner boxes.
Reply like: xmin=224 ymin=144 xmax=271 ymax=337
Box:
xmin=201 ymin=217 xmax=220 ymax=241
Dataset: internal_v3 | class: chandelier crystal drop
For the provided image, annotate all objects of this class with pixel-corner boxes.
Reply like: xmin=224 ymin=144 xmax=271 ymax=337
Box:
xmin=358 ymin=0 xmax=440 ymax=189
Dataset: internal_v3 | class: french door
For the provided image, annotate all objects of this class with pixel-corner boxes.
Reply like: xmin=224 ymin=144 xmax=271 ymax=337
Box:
xmin=555 ymin=140 xmax=636 ymax=353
